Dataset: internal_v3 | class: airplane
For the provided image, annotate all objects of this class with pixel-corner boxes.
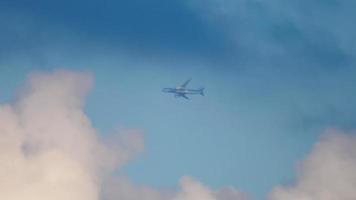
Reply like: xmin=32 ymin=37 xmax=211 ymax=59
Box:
xmin=162 ymin=79 xmax=205 ymax=100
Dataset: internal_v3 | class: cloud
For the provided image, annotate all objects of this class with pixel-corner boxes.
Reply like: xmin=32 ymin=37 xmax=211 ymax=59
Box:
xmin=101 ymin=176 xmax=173 ymax=200
xmin=6 ymin=69 xmax=356 ymax=200
xmin=174 ymin=177 xmax=250 ymax=200
xmin=215 ymin=186 xmax=251 ymax=200
xmin=103 ymin=176 xmax=250 ymax=200
xmin=269 ymin=129 xmax=356 ymax=200
xmin=0 ymin=69 xmax=248 ymax=200
xmin=174 ymin=176 xmax=222 ymax=200
xmin=0 ymin=70 xmax=143 ymax=200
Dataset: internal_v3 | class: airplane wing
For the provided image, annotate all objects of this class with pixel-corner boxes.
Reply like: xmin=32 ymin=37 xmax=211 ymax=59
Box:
xmin=180 ymin=78 xmax=191 ymax=88
xmin=182 ymin=94 xmax=190 ymax=100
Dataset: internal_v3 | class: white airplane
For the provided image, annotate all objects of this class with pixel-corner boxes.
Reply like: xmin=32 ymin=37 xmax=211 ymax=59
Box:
xmin=162 ymin=79 xmax=205 ymax=100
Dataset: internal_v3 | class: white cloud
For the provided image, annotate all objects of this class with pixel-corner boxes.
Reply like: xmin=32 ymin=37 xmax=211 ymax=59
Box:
xmin=0 ymin=70 xmax=143 ymax=200
xmin=174 ymin=176 xmax=217 ymax=200
xmin=102 ymin=176 xmax=173 ymax=200
xmin=0 ymin=69 xmax=248 ymax=200
xmin=174 ymin=176 xmax=250 ymax=200
xmin=3 ymin=69 xmax=356 ymax=200
xmin=103 ymin=176 xmax=250 ymax=200
xmin=216 ymin=186 xmax=251 ymax=200
xmin=269 ymin=129 xmax=356 ymax=200
xmin=3 ymin=68 xmax=356 ymax=200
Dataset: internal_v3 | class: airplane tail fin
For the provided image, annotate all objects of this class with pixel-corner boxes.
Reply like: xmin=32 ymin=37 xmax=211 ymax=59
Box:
xmin=199 ymin=87 xmax=205 ymax=96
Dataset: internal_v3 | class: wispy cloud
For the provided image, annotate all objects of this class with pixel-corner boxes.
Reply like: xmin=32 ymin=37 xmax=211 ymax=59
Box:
xmin=187 ymin=0 xmax=355 ymax=66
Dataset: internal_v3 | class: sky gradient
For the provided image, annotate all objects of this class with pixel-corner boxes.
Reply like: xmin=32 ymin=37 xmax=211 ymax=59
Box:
xmin=1 ymin=1 xmax=356 ymax=199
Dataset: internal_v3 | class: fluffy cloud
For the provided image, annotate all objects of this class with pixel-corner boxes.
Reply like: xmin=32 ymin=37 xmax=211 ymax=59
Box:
xmin=174 ymin=177 xmax=249 ymax=200
xmin=0 ymin=70 xmax=143 ymax=200
xmin=174 ymin=176 xmax=222 ymax=200
xmin=101 ymin=177 xmax=173 ymax=200
xmin=269 ymin=129 xmax=356 ymax=200
xmin=0 ymin=70 xmax=248 ymax=200
xmin=7 ymin=69 xmax=356 ymax=200
xmin=103 ymin=176 xmax=249 ymax=200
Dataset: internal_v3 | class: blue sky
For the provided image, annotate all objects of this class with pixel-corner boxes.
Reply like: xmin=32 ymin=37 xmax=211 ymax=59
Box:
xmin=1 ymin=0 xmax=356 ymax=199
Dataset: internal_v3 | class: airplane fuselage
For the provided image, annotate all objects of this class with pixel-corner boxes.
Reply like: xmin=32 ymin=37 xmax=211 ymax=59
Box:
xmin=162 ymin=88 xmax=200 ymax=94
xmin=162 ymin=87 xmax=204 ymax=99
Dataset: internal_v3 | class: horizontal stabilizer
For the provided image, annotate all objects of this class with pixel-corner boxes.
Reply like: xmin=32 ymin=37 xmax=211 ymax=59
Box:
xmin=199 ymin=87 xmax=205 ymax=96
